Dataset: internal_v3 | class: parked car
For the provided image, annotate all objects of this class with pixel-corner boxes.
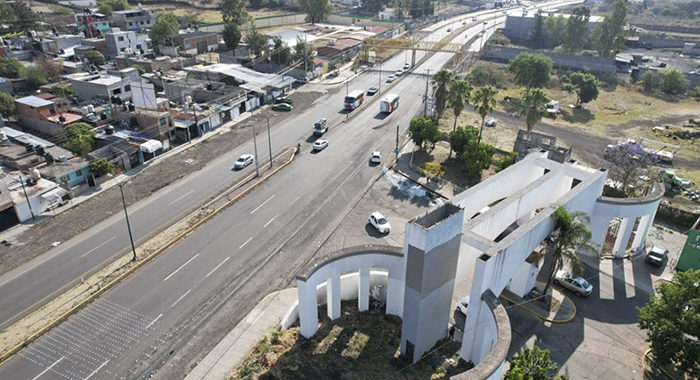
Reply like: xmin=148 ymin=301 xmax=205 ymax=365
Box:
xmin=395 ymin=69 xmax=403 ymax=76
xmin=272 ymin=103 xmax=293 ymax=111
xmin=275 ymin=96 xmax=293 ymax=105
xmin=554 ymin=270 xmax=593 ymax=296
xmin=456 ymin=295 xmax=470 ymax=315
xmin=446 ymin=28 xmax=452 ymax=32
xmin=485 ymin=117 xmax=497 ymax=127
xmin=472 ymin=16 xmax=478 ymax=21
xmin=370 ymin=151 xmax=381 ymax=164
xmin=368 ymin=212 xmax=391 ymax=234
xmin=646 ymin=245 xmax=668 ymax=266
xmin=367 ymin=86 xmax=379 ymax=96
xmin=386 ymin=75 xmax=396 ymax=83
xmin=233 ymin=154 xmax=254 ymax=170
xmin=403 ymin=62 xmax=411 ymax=70
xmin=312 ymin=139 xmax=328 ymax=151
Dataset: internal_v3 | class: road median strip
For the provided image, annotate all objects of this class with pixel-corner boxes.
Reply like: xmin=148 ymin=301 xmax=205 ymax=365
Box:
xmin=0 ymin=147 xmax=296 ymax=365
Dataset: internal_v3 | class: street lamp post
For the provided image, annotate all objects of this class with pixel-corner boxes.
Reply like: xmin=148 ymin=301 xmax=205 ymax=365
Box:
xmin=378 ymin=59 xmax=382 ymax=93
xmin=345 ymin=78 xmax=349 ymax=120
xmin=251 ymin=120 xmax=260 ymax=177
xmin=265 ymin=116 xmax=272 ymax=169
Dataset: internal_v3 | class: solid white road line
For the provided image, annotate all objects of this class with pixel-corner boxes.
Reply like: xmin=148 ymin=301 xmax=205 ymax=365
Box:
xmin=163 ymin=253 xmax=200 ymax=282
xmin=146 ymin=313 xmax=163 ymax=330
xmin=239 ymin=237 xmax=253 ymax=249
xmin=250 ymin=194 xmax=275 ymax=214
xmin=168 ymin=190 xmax=194 ymax=206
xmin=80 ymin=236 xmax=117 ymax=257
xmin=289 ymin=195 xmax=300 ymax=207
xmin=84 ymin=360 xmax=109 ymax=380
xmin=170 ymin=289 xmax=191 ymax=308
xmin=206 ymin=257 xmax=230 ymax=278
xmin=263 ymin=215 xmax=278 ymax=228
xmin=32 ymin=356 xmax=64 ymax=380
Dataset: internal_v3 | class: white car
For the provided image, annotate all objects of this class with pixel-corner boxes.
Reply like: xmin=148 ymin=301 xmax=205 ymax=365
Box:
xmin=233 ymin=154 xmax=254 ymax=169
xmin=368 ymin=212 xmax=391 ymax=234
xmin=485 ymin=117 xmax=497 ymax=127
xmin=554 ymin=270 xmax=593 ymax=296
xmin=370 ymin=151 xmax=381 ymax=164
xmin=312 ymin=139 xmax=328 ymax=151
xmin=446 ymin=28 xmax=452 ymax=32
xmin=403 ymin=62 xmax=410 ymax=70
xmin=386 ymin=75 xmax=396 ymax=83
xmin=456 ymin=296 xmax=470 ymax=315
xmin=395 ymin=69 xmax=403 ymax=76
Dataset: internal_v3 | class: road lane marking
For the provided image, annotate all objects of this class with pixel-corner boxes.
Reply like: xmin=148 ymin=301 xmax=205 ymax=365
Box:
xmin=163 ymin=253 xmax=200 ymax=282
xmin=146 ymin=313 xmax=163 ymax=330
xmin=250 ymin=194 xmax=275 ymax=214
xmin=264 ymin=215 xmax=278 ymax=228
xmin=80 ymin=236 xmax=117 ymax=257
xmin=32 ymin=356 xmax=64 ymax=380
xmin=289 ymin=195 xmax=300 ymax=206
xmin=239 ymin=237 xmax=253 ymax=249
xmin=206 ymin=257 xmax=230 ymax=277
xmin=84 ymin=360 xmax=109 ymax=380
xmin=170 ymin=289 xmax=192 ymax=308
xmin=168 ymin=190 xmax=194 ymax=206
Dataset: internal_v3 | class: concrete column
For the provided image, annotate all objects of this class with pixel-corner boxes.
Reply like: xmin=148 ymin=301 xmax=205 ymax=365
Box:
xmin=638 ymin=206 xmax=659 ymax=250
xmin=297 ymin=279 xmax=318 ymax=338
xmin=386 ymin=269 xmax=404 ymax=317
xmin=327 ymin=274 xmax=341 ymax=320
xmin=614 ymin=217 xmax=636 ymax=258
xmin=461 ymin=256 xmax=491 ymax=362
xmin=590 ymin=216 xmax=610 ymax=254
xmin=630 ymin=214 xmax=651 ymax=252
xmin=358 ymin=267 xmax=370 ymax=312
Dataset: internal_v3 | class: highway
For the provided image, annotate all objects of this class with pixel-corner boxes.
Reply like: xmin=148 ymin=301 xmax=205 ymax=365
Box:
xmin=0 ymin=1 xmax=582 ymax=378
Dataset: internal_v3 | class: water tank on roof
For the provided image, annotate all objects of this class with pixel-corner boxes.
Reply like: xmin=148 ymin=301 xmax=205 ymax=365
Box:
xmin=45 ymin=153 xmax=54 ymax=164
xmin=30 ymin=168 xmax=40 ymax=180
xmin=59 ymin=115 xmax=66 ymax=122
xmin=36 ymin=145 xmax=45 ymax=156
xmin=25 ymin=145 xmax=34 ymax=153
xmin=106 ymin=125 xmax=115 ymax=135
xmin=0 ymin=131 xmax=6 ymax=140
xmin=185 ymin=95 xmax=192 ymax=104
xmin=128 ymin=104 xmax=135 ymax=111
xmin=87 ymin=104 xmax=95 ymax=113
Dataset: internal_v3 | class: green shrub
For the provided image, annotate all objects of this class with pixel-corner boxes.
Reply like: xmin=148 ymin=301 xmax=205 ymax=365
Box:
xmin=495 ymin=152 xmax=517 ymax=172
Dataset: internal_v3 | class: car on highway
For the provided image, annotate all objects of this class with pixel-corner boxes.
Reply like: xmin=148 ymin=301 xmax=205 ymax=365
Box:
xmin=447 ymin=27 xmax=452 ymax=32
xmin=313 ymin=118 xmax=328 ymax=136
xmin=386 ymin=75 xmax=396 ymax=83
xmin=395 ymin=69 xmax=403 ymax=76
xmin=369 ymin=212 xmax=391 ymax=234
xmin=367 ymin=86 xmax=379 ymax=96
xmin=403 ymin=62 xmax=411 ymax=70
xmin=370 ymin=151 xmax=381 ymax=164
xmin=472 ymin=16 xmax=478 ymax=21
xmin=646 ymin=245 xmax=668 ymax=267
xmin=485 ymin=117 xmax=497 ymax=127
xmin=272 ymin=103 xmax=293 ymax=111
xmin=456 ymin=295 xmax=470 ymax=315
xmin=312 ymin=139 xmax=328 ymax=151
xmin=554 ymin=270 xmax=593 ymax=296
xmin=233 ymin=154 xmax=254 ymax=170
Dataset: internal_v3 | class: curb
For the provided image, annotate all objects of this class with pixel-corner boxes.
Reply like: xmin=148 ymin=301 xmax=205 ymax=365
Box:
xmin=391 ymin=167 xmax=449 ymax=199
xmin=500 ymin=290 xmax=577 ymax=324
xmin=0 ymin=148 xmax=297 ymax=366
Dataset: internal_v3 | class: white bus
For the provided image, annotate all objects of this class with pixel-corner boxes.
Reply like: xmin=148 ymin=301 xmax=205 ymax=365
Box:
xmin=379 ymin=94 xmax=400 ymax=113
xmin=344 ymin=90 xmax=364 ymax=111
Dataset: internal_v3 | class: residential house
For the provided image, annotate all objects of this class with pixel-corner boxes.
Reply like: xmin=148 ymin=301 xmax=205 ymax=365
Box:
xmin=105 ymin=29 xmax=149 ymax=58
xmin=0 ymin=174 xmax=17 ymax=231
xmin=6 ymin=174 xmax=68 ymax=222
xmin=168 ymin=32 xmax=218 ymax=55
xmin=66 ymin=71 xmax=134 ymax=104
xmin=75 ymin=13 xmax=111 ymax=38
xmin=37 ymin=156 xmax=91 ymax=189
xmin=0 ymin=127 xmax=76 ymax=171
xmin=378 ymin=8 xmax=397 ymax=20
xmin=186 ymin=63 xmax=295 ymax=104
xmin=14 ymin=95 xmax=83 ymax=137
xmin=111 ymin=8 xmax=155 ymax=31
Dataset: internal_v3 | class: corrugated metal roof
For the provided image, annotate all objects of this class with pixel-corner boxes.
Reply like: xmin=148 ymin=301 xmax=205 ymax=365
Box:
xmin=15 ymin=96 xmax=53 ymax=108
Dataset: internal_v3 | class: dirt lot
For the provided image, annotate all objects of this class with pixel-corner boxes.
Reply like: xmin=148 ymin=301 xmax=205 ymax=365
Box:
xmin=0 ymin=91 xmax=322 ymax=276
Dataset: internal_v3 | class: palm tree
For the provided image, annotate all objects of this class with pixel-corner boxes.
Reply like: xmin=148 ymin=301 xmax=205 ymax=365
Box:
xmin=521 ymin=88 xmax=548 ymax=132
xmin=541 ymin=207 xmax=596 ymax=301
xmin=471 ymin=86 xmax=498 ymax=144
xmin=432 ymin=69 xmax=453 ymax=120
xmin=447 ymin=79 xmax=471 ymax=157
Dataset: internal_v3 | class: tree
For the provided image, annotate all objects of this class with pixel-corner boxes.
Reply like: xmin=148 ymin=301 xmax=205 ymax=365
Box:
xmin=390 ymin=0 xmax=409 ymax=20
xmin=472 ymin=86 xmax=498 ymax=143
xmin=88 ymin=158 xmax=115 ymax=177
xmin=149 ymin=12 xmax=179 ymax=46
xmin=270 ymin=36 xmax=292 ymax=66
xmin=432 ymin=69 xmax=453 ymax=120
xmin=563 ymin=7 xmax=590 ymax=53
xmin=507 ymin=53 xmax=552 ymax=89
xmin=361 ymin=0 xmax=384 ymax=13
xmin=84 ymin=50 xmax=105 ymax=65
xmin=637 ymin=270 xmax=700 ymax=378
xmin=521 ymin=88 xmax=548 ymax=132
xmin=295 ymin=36 xmax=314 ymax=73
xmin=48 ymin=85 xmax=74 ymax=97
xmin=221 ymin=0 xmax=250 ymax=25
xmin=590 ymin=0 xmax=627 ymax=58
xmin=462 ymin=141 xmax=494 ymax=178
xmin=97 ymin=2 xmax=113 ymax=16
xmin=639 ymin=70 xmax=660 ymax=93
xmin=422 ymin=0 xmax=434 ymax=17
xmin=658 ymin=67 xmax=689 ymax=94
xmin=449 ymin=125 xmax=478 ymax=157
xmin=298 ymin=0 xmax=332 ymax=24
xmin=419 ymin=162 xmax=445 ymax=181
xmin=408 ymin=117 xmax=441 ymax=151
xmin=10 ymin=1 xmax=39 ymax=31
xmin=505 ymin=346 xmax=567 ymax=380
xmin=562 ymin=72 xmax=599 ymax=107
xmin=0 ymin=2 xmax=15 ymax=27
xmin=20 ymin=66 xmax=48 ymax=89
xmin=244 ymin=25 xmax=270 ymax=58
xmin=541 ymin=207 xmax=594 ymax=300
xmin=0 ymin=93 xmax=16 ymax=117
xmin=0 ymin=57 xmax=23 ymax=78
xmin=36 ymin=55 xmax=63 ymax=81
xmin=528 ymin=13 xmax=546 ymax=48
xmin=600 ymin=140 xmax=657 ymax=196
xmin=223 ymin=22 xmax=242 ymax=51
xmin=63 ymin=123 xmax=95 ymax=157
xmin=409 ymin=0 xmax=422 ymax=18
xmin=447 ymin=79 xmax=471 ymax=157
xmin=543 ymin=14 xmax=567 ymax=48
xmin=103 ymin=0 xmax=130 ymax=11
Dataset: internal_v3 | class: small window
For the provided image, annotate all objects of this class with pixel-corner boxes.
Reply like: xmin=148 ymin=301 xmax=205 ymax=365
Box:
xmin=128 ymin=22 xmax=133 ymax=26
xmin=124 ymin=84 xmax=131 ymax=92
xmin=118 ymin=36 xmax=124 ymax=42
xmin=76 ymin=169 xmax=82 ymax=176
xmin=48 ymin=107 xmax=56 ymax=115
xmin=112 ymin=88 xmax=122 ymax=95
xmin=136 ymin=44 xmax=141 ymax=50
xmin=146 ymin=20 xmax=150 ymax=24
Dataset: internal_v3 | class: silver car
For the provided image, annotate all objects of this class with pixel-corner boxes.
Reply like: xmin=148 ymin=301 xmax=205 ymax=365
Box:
xmin=554 ymin=270 xmax=593 ymax=296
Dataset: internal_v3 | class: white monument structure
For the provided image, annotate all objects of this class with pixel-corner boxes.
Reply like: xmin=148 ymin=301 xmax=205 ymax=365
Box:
xmin=284 ymin=150 xmax=663 ymax=379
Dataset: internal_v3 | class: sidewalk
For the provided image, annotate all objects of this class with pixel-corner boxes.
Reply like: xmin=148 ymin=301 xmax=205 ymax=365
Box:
xmin=393 ymin=140 xmax=463 ymax=199
xmin=0 ymin=111 xmax=253 ymax=244
xmin=500 ymin=285 xmax=577 ymax=324
xmin=184 ymin=288 xmax=298 ymax=380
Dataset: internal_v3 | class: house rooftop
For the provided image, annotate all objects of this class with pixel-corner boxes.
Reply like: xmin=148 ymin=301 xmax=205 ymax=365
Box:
xmin=15 ymin=96 xmax=53 ymax=108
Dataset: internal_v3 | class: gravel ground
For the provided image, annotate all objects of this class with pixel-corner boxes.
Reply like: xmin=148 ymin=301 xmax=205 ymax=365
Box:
xmin=0 ymin=91 xmax=322 ymax=276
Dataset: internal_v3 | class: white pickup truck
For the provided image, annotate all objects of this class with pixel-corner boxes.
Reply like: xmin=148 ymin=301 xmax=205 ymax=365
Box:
xmin=313 ymin=118 xmax=328 ymax=136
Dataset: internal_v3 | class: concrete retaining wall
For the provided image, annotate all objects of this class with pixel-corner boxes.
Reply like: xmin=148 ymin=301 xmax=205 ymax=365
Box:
xmin=481 ymin=46 xmax=616 ymax=76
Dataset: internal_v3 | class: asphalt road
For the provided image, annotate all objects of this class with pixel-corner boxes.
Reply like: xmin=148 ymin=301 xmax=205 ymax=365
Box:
xmin=0 ymin=2 xmax=582 ymax=378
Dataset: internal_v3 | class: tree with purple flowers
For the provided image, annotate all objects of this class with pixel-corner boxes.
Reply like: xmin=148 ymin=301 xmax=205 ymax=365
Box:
xmin=600 ymin=140 xmax=657 ymax=196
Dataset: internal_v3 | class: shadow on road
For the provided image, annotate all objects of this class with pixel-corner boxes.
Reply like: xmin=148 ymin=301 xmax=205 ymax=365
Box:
xmin=364 ymin=223 xmax=387 ymax=238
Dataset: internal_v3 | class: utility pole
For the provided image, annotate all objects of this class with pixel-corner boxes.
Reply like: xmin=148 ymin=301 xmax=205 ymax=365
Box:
xmin=345 ymin=78 xmax=349 ymax=120
xmin=117 ymin=181 xmax=137 ymax=262
xmin=251 ymin=120 xmax=260 ymax=177
xmin=424 ymin=69 xmax=430 ymax=117
xmin=303 ymin=33 xmax=308 ymax=80
xmin=378 ymin=59 xmax=382 ymax=93
xmin=19 ymin=176 xmax=35 ymax=220
xmin=395 ymin=124 xmax=400 ymax=163
xmin=265 ymin=116 xmax=272 ymax=169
